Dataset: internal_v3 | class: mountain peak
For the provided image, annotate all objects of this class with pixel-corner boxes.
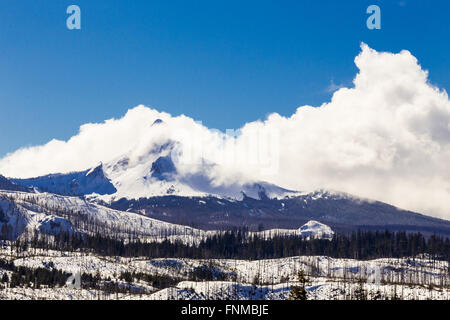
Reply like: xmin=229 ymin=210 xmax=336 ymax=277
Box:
xmin=152 ymin=119 xmax=164 ymax=126
xmin=86 ymin=163 xmax=104 ymax=177
xmin=150 ymin=156 xmax=177 ymax=181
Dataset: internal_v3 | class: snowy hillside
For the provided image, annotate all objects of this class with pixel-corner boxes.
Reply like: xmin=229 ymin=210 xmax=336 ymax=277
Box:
xmin=0 ymin=246 xmax=448 ymax=300
xmin=0 ymin=190 xmax=212 ymax=243
xmin=254 ymin=220 xmax=334 ymax=239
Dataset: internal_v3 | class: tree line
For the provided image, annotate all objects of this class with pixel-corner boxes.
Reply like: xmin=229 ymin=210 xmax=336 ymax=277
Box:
xmin=12 ymin=229 xmax=450 ymax=263
xmin=0 ymin=258 xmax=71 ymax=289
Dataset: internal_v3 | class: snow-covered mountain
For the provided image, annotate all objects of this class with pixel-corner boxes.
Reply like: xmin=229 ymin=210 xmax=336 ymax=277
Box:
xmin=3 ymin=120 xmax=450 ymax=237
xmin=5 ymin=166 xmax=450 ymax=236
xmin=103 ymin=189 xmax=450 ymax=236
xmin=11 ymin=164 xmax=116 ymax=197
xmin=10 ymin=136 xmax=296 ymax=201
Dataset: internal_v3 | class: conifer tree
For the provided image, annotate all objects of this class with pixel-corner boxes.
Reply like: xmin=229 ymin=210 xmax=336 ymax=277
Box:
xmin=289 ymin=270 xmax=310 ymax=300
xmin=1 ymin=273 xmax=8 ymax=283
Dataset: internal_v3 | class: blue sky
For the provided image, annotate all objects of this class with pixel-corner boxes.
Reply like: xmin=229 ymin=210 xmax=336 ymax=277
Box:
xmin=0 ymin=0 xmax=449 ymax=157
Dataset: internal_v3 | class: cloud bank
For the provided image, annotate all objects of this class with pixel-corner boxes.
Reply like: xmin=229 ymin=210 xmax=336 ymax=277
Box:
xmin=1 ymin=44 xmax=450 ymax=219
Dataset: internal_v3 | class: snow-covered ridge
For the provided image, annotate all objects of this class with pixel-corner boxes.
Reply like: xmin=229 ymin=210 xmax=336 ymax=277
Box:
xmin=11 ymin=164 xmax=116 ymax=197
xmin=0 ymin=174 xmax=29 ymax=192
xmin=0 ymin=190 xmax=212 ymax=243
xmin=0 ymin=190 xmax=334 ymax=242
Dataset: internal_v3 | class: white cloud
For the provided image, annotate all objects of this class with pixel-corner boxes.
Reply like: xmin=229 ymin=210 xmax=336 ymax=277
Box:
xmin=1 ymin=43 xmax=450 ymax=219
xmin=326 ymin=79 xmax=347 ymax=93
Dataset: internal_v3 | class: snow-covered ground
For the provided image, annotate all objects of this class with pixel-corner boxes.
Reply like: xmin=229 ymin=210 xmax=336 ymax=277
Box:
xmin=0 ymin=190 xmax=213 ymax=244
xmin=150 ymin=278 xmax=449 ymax=300
xmin=1 ymin=246 xmax=448 ymax=300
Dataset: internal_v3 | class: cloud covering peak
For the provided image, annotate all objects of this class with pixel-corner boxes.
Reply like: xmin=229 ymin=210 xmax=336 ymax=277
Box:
xmin=1 ymin=44 xmax=450 ymax=219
